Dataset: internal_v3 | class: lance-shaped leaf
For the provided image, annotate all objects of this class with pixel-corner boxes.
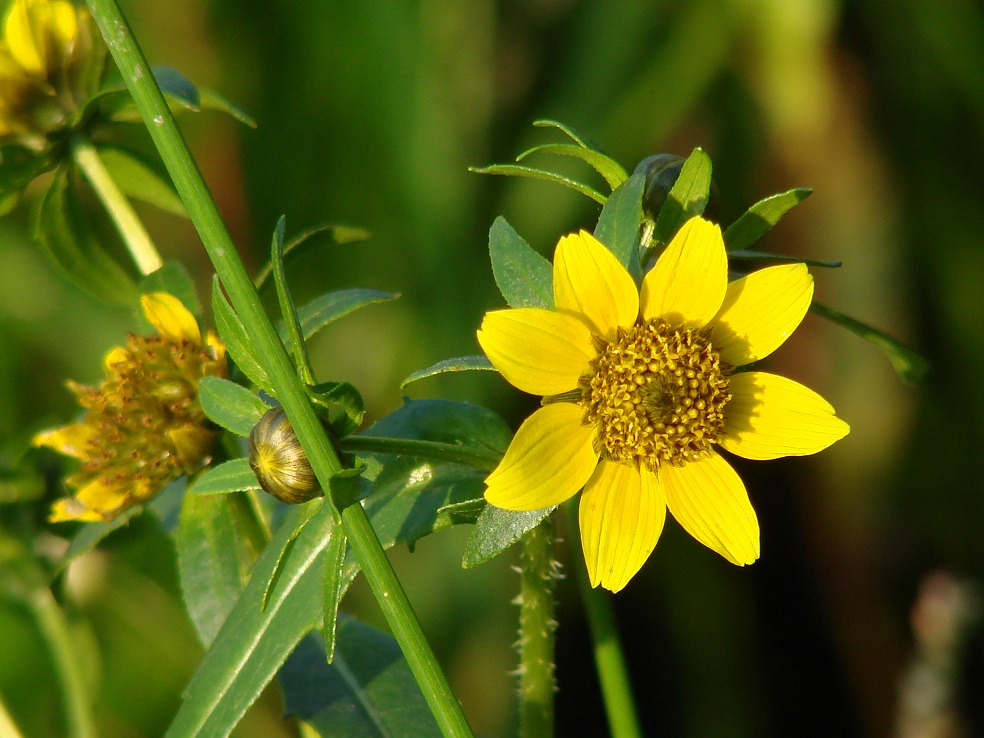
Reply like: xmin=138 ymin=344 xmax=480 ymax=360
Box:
xmin=187 ymin=459 xmax=259 ymax=495
xmin=595 ymin=171 xmax=646 ymax=280
xmin=724 ymin=188 xmax=813 ymax=251
xmin=292 ymin=289 xmax=399 ymax=341
xmin=198 ymin=376 xmax=269 ymax=437
xmin=254 ymin=224 xmax=370 ymax=289
xmin=270 ymin=216 xmax=315 ymax=384
xmin=212 ymin=276 xmax=274 ymax=394
xmin=489 ymin=216 xmax=554 ymax=309
xmin=469 ymin=163 xmax=606 ymax=204
xmin=652 ymin=147 xmax=712 ymax=246
xmin=516 ymin=143 xmax=628 ymax=191
xmin=280 ymin=628 xmax=440 ymax=738
xmin=463 ymin=505 xmax=556 ymax=568
xmin=401 ymin=355 xmax=495 ymax=389
xmin=728 ymin=250 xmax=841 ymax=269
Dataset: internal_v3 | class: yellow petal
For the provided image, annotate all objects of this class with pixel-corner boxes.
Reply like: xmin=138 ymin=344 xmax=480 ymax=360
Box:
xmin=662 ymin=452 xmax=759 ymax=565
xmin=485 ymin=403 xmax=598 ymax=510
xmin=553 ymin=231 xmax=639 ymax=341
xmin=49 ymin=476 xmax=129 ymax=522
xmin=32 ymin=423 xmax=95 ymax=459
xmin=720 ymin=372 xmax=850 ymax=460
xmin=168 ymin=425 xmax=217 ymax=473
xmin=710 ymin=264 xmax=814 ymax=365
xmin=141 ymin=292 xmax=202 ymax=344
xmin=49 ymin=497 xmax=104 ymax=523
xmin=5 ymin=0 xmax=78 ymax=76
xmin=478 ymin=308 xmax=594 ymax=396
xmin=579 ymin=461 xmax=665 ymax=592
xmin=640 ymin=217 xmax=727 ymax=327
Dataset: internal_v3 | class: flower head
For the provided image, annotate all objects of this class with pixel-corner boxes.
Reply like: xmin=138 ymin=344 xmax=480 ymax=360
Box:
xmin=35 ymin=293 xmax=227 ymax=523
xmin=478 ymin=217 xmax=849 ymax=592
xmin=0 ymin=0 xmax=93 ymax=140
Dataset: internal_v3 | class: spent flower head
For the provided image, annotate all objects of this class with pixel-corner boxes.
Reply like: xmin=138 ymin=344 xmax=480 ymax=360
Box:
xmin=35 ymin=292 xmax=227 ymax=523
xmin=478 ymin=217 xmax=849 ymax=592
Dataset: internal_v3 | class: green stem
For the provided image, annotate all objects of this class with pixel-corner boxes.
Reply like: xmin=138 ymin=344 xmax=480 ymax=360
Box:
xmin=339 ymin=436 xmax=500 ymax=471
xmin=518 ymin=516 xmax=557 ymax=738
xmin=27 ymin=586 xmax=95 ymax=738
xmin=83 ymin=2 xmax=472 ymax=735
xmin=70 ymin=135 xmax=163 ymax=275
xmin=563 ymin=500 xmax=642 ymax=738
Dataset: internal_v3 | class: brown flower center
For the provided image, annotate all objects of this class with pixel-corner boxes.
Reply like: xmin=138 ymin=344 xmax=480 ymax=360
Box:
xmin=579 ymin=318 xmax=731 ymax=471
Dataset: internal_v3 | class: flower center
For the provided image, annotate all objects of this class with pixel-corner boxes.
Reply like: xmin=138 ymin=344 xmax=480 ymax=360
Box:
xmin=578 ymin=318 xmax=732 ymax=471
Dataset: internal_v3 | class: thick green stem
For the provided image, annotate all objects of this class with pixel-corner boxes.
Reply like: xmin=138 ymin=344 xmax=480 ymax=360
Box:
xmin=563 ymin=500 xmax=642 ymax=738
xmin=28 ymin=586 xmax=95 ymax=738
xmin=518 ymin=517 xmax=557 ymax=738
xmin=83 ymin=2 xmax=473 ymax=736
xmin=70 ymin=136 xmax=163 ymax=275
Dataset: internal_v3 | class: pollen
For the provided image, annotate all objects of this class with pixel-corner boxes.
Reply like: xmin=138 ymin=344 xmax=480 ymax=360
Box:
xmin=579 ymin=318 xmax=732 ymax=471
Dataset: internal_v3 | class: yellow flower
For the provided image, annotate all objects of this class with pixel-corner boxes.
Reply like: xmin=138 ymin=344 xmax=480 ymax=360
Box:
xmin=35 ymin=293 xmax=227 ymax=523
xmin=478 ymin=217 xmax=849 ymax=592
xmin=0 ymin=0 xmax=85 ymax=139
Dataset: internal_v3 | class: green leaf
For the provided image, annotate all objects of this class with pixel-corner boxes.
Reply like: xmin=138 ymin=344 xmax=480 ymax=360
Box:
xmin=199 ymin=89 xmax=257 ymax=128
xmin=594 ymin=171 xmax=646 ymax=280
xmin=187 ymin=459 xmax=259 ymax=495
xmin=309 ymin=381 xmax=364 ymax=437
xmin=469 ymin=164 xmax=606 ymax=205
xmin=400 ymin=355 xmax=495 ymax=389
xmin=532 ymin=119 xmax=595 ymax=148
xmin=254 ymin=224 xmax=370 ymax=289
xmin=176 ymin=491 xmax=266 ymax=646
xmin=152 ymin=66 xmax=201 ymax=110
xmin=164 ymin=500 xmax=336 ymax=738
xmin=280 ymin=628 xmax=440 ymax=738
xmin=270 ymin=216 xmax=314 ymax=384
xmin=198 ymin=376 xmax=269 ymax=436
xmin=0 ymin=144 xmax=49 ymax=202
xmin=463 ymin=504 xmax=555 ymax=568
xmin=724 ymin=188 xmax=813 ymax=251
xmin=810 ymin=302 xmax=929 ymax=385
xmin=212 ymin=275 xmax=275 ymax=393
xmin=321 ymin=527 xmax=347 ymax=663
xmin=96 ymin=144 xmax=186 ymax=217
xmin=652 ymin=147 xmax=712 ymax=246
xmin=141 ymin=261 xmax=201 ymax=316
xmin=489 ymin=216 xmax=554 ymax=309
xmin=727 ymin=250 xmax=841 ymax=269
xmin=293 ymin=289 xmax=399 ymax=342
xmin=34 ymin=166 xmax=138 ymax=306
xmin=517 ymin=143 xmax=628 ymax=191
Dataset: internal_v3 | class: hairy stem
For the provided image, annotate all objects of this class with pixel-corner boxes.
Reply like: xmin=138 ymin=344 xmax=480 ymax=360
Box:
xmin=518 ymin=516 xmax=557 ymax=738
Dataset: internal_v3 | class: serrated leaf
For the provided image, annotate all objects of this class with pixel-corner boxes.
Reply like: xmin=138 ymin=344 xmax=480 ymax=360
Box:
xmin=810 ymin=302 xmax=929 ymax=385
xmin=724 ymin=188 xmax=812 ymax=251
xmin=400 ymin=355 xmax=494 ymax=389
xmin=469 ymin=164 xmax=606 ymax=204
xmin=489 ymin=216 xmax=554 ymax=309
xmin=187 ymin=459 xmax=259 ymax=495
xmin=517 ymin=143 xmax=628 ymax=191
xmin=280 ymin=627 xmax=440 ymax=738
xmin=727 ymin=250 xmax=841 ymax=269
xmin=652 ymin=147 xmax=712 ymax=246
xmin=463 ymin=504 xmax=555 ymax=568
xmin=176 ymin=491 xmax=266 ymax=646
xmin=96 ymin=145 xmax=186 ymax=217
xmin=212 ymin=276 xmax=274 ymax=393
xmin=141 ymin=261 xmax=200 ymax=315
xmin=35 ymin=166 xmax=138 ymax=306
xmin=594 ymin=171 xmax=646 ymax=280
xmin=198 ymin=376 xmax=269 ymax=436
xmin=254 ymin=225 xmax=371 ymax=289
xmin=292 ymin=289 xmax=398 ymax=342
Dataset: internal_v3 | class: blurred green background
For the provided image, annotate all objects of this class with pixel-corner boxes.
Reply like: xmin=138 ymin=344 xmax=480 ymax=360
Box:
xmin=2 ymin=0 xmax=984 ymax=736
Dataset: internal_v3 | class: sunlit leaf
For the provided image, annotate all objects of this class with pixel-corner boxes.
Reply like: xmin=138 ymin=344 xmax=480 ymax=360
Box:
xmin=469 ymin=164 xmax=606 ymax=204
xmin=187 ymin=459 xmax=259 ymax=495
xmin=724 ymin=188 xmax=813 ymax=251
xmin=489 ymin=216 xmax=554 ymax=309
xmin=652 ymin=147 xmax=712 ymax=246
xmin=198 ymin=376 xmax=269 ymax=437
xmin=595 ymin=171 xmax=646 ymax=280
xmin=212 ymin=275 xmax=275 ymax=393
xmin=400 ymin=355 xmax=495 ymax=389
xmin=463 ymin=504 xmax=555 ymax=568
xmin=517 ymin=143 xmax=628 ymax=190
xmin=292 ymin=289 xmax=399 ymax=341
xmin=254 ymin=225 xmax=371 ymax=289
xmin=96 ymin=145 xmax=186 ymax=217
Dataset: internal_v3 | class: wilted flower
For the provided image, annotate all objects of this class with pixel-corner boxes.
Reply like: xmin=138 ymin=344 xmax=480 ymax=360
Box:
xmin=478 ymin=217 xmax=849 ymax=592
xmin=35 ymin=292 xmax=227 ymax=523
